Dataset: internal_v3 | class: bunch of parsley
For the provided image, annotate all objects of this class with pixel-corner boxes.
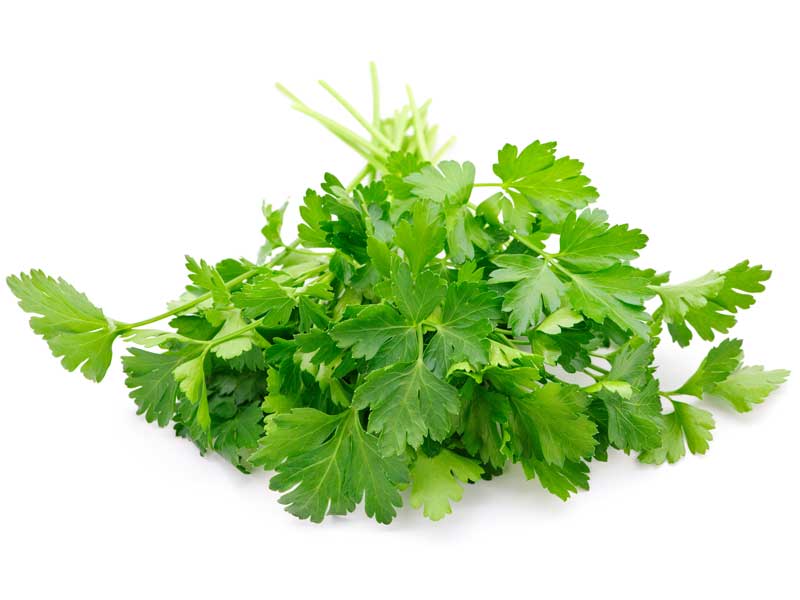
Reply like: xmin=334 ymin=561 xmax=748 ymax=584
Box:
xmin=8 ymin=65 xmax=789 ymax=523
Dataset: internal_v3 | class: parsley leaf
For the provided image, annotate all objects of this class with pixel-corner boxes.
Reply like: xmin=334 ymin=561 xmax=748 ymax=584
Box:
xmin=490 ymin=254 xmax=565 ymax=335
xmin=409 ymin=449 xmax=483 ymax=520
xmin=656 ymin=261 xmax=771 ymax=346
xmin=493 ymin=140 xmax=598 ymax=225
xmin=7 ymin=270 xmax=120 ymax=381
xmin=264 ymin=408 xmax=408 ymax=523
xmin=353 ymin=360 xmax=460 ymax=455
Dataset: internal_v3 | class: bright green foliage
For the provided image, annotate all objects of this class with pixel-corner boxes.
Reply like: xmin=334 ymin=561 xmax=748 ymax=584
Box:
xmin=710 ymin=366 xmax=790 ymax=413
xmin=506 ymin=383 xmax=598 ymax=466
xmin=232 ymin=275 xmax=295 ymax=323
xmin=424 ymin=281 xmax=502 ymax=376
xmin=7 ymin=270 xmax=120 ymax=381
xmin=122 ymin=349 xmax=186 ymax=426
xmin=656 ymin=261 xmax=771 ymax=346
xmin=639 ymin=401 xmax=715 ymax=465
xmin=262 ymin=409 xmax=408 ymax=523
xmin=565 ymin=265 xmax=656 ymax=337
xmin=405 ymin=160 xmax=475 ymax=205
xmin=674 ymin=339 xmax=744 ymax=397
xmin=352 ymin=360 xmax=460 ymax=455
xmin=409 ymin=449 xmax=483 ymax=520
xmin=493 ymin=140 xmax=599 ymax=226
xmin=8 ymin=67 xmax=787 ymax=524
xmin=490 ymin=254 xmax=565 ymax=335
xmin=522 ymin=458 xmax=590 ymax=500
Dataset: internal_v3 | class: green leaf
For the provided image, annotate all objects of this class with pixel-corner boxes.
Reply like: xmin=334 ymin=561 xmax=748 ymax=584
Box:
xmin=489 ymin=254 xmax=565 ymax=335
xmin=297 ymin=189 xmax=330 ymax=248
xmin=458 ymin=382 xmax=510 ymax=469
xmin=535 ymin=307 xmax=583 ymax=334
xmin=493 ymin=141 xmax=598 ymax=225
xmin=122 ymin=348 xmax=186 ymax=426
xmin=409 ymin=449 xmax=483 ymax=521
xmin=394 ymin=203 xmax=446 ymax=275
xmin=424 ymin=282 xmax=501 ymax=376
xmin=209 ymin=310 xmax=255 ymax=360
xmin=639 ymin=401 xmax=715 ymax=464
xmin=522 ymin=458 xmax=590 ymax=500
xmin=330 ymin=304 xmax=416 ymax=363
xmin=258 ymin=202 xmax=286 ymax=262
xmin=674 ymin=339 xmax=744 ymax=397
xmin=390 ymin=264 xmax=446 ymax=324
xmin=251 ymin=408 xmax=340 ymax=470
xmin=506 ymin=382 xmax=597 ymax=465
xmin=657 ymin=261 xmax=771 ymax=346
xmin=212 ymin=403 xmax=263 ymax=471
xmin=185 ymin=256 xmax=231 ymax=307
xmin=557 ymin=209 xmax=648 ymax=271
xmin=173 ymin=354 xmax=210 ymax=431
xmin=599 ymin=379 xmax=662 ymax=451
xmin=404 ymin=160 xmax=475 ymax=205
xmin=566 ymin=265 xmax=656 ymax=337
xmin=353 ymin=360 xmax=460 ymax=455
xmin=267 ymin=409 xmax=408 ymax=523
xmin=710 ymin=366 xmax=790 ymax=413
xmin=7 ymin=270 xmax=119 ymax=381
xmin=232 ymin=274 xmax=296 ymax=323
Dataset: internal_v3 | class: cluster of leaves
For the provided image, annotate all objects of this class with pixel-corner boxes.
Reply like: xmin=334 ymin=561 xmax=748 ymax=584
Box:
xmin=7 ymin=67 xmax=788 ymax=524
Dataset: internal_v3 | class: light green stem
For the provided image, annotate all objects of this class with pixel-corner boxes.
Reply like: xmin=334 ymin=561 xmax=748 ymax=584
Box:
xmin=370 ymin=62 xmax=380 ymax=128
xmin=118 ymin=241 xmax=300 ymax=331
xmin=318 ymin=80 xmax=395 ymax=150
xmin=406 ymin=85 xmax=430 ymax=161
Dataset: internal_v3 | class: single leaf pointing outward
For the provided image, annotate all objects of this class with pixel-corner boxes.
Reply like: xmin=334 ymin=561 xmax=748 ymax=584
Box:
xmin=7 ymin=270 xmax=120 ymax=381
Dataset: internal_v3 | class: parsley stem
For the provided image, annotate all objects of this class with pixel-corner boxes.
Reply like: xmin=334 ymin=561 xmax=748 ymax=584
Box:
xmin=290 ymin=103 xmax=388 ymax=163
xmin=392 ymin=108 xmax=410 ymax=147
xmin=204 ymin=318 xmax=264 ymax=350
xmin=586 ymin=363 xmax=609 ymax=376
xmin=346 ymin=165 xmax=372 ymax=192
xmin=472 ymin=182 xmax=503 ymax=188
xmin=370 ymin=62 xmax=380 ymax=128
xmin=275 ymin=83 xmax=388 ymax=168
xmin=318 ymin=80 xmax=395 ymax=150
xmin=416 ymin=324 xmax=425 ymax=361
xmin=118 ymin=241 xmax=301 ymax=331
xmin=406 ymin=85 xmax=430 ymax=161
xmin=432 ymin=136 xmax=456 ymax=162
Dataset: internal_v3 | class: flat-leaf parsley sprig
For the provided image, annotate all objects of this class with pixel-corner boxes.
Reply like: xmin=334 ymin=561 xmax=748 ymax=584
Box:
xmin=8 ymin=64 xmax=788 ymax=523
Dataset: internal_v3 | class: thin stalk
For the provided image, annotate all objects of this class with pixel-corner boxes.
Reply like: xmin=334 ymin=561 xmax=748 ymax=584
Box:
xmin=118 ymin=241 xmax=300 ymax=331
xmin=347 ymin=164 xmax=373 ymax=192
xmin=370 ymin=62 xmax=380 ymax=127
xmin=289 ymin=104 xmax=388 ymax=163
xmin=406 ymin=85 xmax=431 ymax=161
xmin=205 ymin=318 xmax=264 ymax=350
xmin=425 ymin=124 xmax=439 ymax=155
xmin=432 ymin=136 xmax=456 ymax=162
xmin=318 ymin=80 xmax=395 ymax=150
xmin=586 ymin=363 xmax=609 ymax=376
xmin=275 ymin=83 xmax=388 ymax=165
xmin=392 ymin=108 xmax=410 ymax=147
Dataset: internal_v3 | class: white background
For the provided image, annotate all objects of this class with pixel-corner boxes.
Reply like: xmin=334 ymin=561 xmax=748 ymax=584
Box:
xmin=1 ymin=1 xmax=798 ymax=598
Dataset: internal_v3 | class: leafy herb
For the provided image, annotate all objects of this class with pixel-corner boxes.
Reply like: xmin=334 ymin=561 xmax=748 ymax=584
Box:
xmin=8 ymin=65 xmax=788 ymax=523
